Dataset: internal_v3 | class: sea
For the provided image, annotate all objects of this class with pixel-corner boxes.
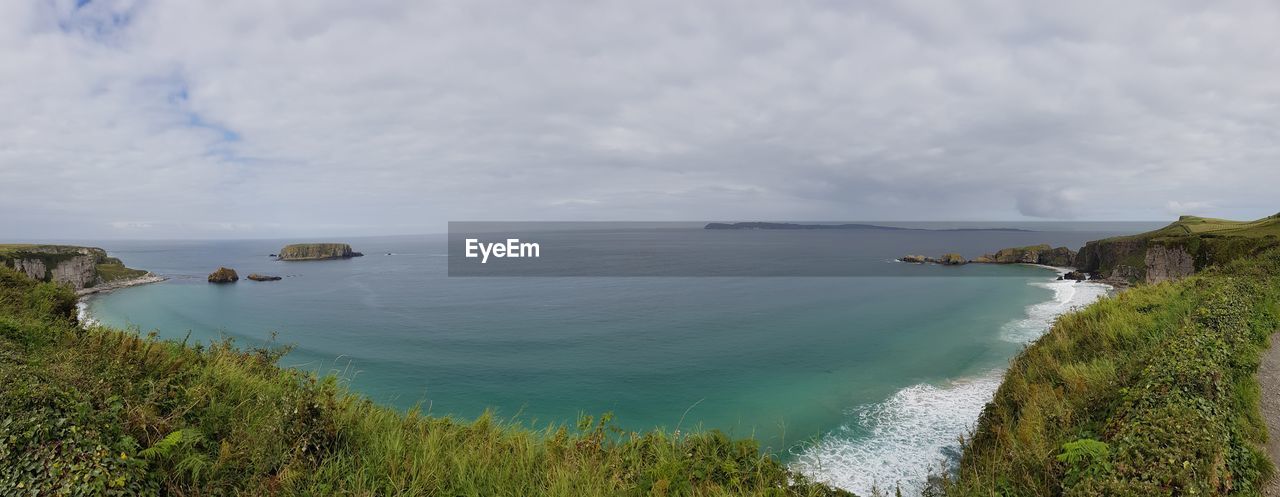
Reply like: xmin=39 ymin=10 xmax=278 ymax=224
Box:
xmin=72 ymin=222 xmax=1154 ymax=495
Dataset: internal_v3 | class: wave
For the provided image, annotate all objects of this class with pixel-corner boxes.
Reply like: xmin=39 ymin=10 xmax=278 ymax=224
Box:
xmin=791 ymin=272 xmax=1110 ymax=495
xmin=76 ymin=301 xmax=99 ymax=327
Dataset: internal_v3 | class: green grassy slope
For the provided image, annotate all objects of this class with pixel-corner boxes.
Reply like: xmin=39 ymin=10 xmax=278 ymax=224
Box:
xmin=0 ymin=266 xmax=848 ymax=496
xmin=1075 ymin=214 xmax=1280 ymax=282
xmin=948 ymin=248 xmax=1280 ymax=496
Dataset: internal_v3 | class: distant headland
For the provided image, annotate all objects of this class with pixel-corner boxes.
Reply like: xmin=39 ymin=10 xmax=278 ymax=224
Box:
xmin=704 ymin=222 xmax=1032 ymax=232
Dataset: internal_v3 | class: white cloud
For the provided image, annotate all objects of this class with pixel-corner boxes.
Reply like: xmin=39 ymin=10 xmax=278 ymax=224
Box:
xmin=2 ymin=0 xmax=1279 ymax=238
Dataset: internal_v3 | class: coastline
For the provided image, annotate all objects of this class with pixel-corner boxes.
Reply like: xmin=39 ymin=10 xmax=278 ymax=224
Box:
xmin=76 ymin=273 xmax=167 ymax=298
xmin=793 ymin=264 xmax=1113 ymax=495
xmin=75 ymin=274 xmax=166 ymax=326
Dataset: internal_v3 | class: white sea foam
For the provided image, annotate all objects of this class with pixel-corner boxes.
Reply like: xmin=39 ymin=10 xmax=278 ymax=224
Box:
xmin=792 ymin=271 xmax=1111 ymax=496
xmin=1001 ymin=274 xmax=1111 ymax=343
xmin=76 ymin=301 xmax=99 ymax=327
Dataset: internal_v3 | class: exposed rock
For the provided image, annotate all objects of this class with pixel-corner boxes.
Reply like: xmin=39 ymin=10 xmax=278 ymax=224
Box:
xmin=277 ymin=243 xmax=362 ymax=261
xmin=208 ymin=267 xmax=239 ymax=283
xmin=1143 ymin=245 xmax=1195 ymax=284
xmin=1063 ymin=271 xmax=1088 ymax=281
xmin=938 ymin=253 xmax=967 ymax=265
xmin=969 ymin=244 xmax=1076 ymax=267
xmin=0 ymin=245 xmax=148 ymax=290
xmin=247 ymin=273 xmax=282 ymax=281
xmin=901 ymin=255 xmax=928 ymax=263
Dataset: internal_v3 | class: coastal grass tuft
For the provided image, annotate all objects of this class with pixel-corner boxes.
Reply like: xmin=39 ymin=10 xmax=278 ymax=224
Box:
xmin=947 ymin=248 xmax=1280 ymax=496
xmin=0 ymin=266 xmax=850 ymax=496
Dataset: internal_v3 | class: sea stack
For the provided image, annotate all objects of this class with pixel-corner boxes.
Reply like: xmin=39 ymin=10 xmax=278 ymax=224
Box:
xmin=276 ymin=243 xmax=364 ymax=261
xmin=208 ymin=267 xmax=239 ymax=283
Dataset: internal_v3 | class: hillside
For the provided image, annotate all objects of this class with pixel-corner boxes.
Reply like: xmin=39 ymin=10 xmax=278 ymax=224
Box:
xmin=1075 ymin=214 xmax=1280 ymax=284
xmin=0 ymin=244 xmax=149 ymax=290
xmin=0 ymin=265 xmax=848 ymax=496
xmin=949 ymin=246 xmax=1280 ymax=495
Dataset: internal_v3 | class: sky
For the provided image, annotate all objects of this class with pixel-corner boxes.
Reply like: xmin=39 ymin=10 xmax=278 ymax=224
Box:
xmin=2 ymin=1 xmax=1279 ymax=239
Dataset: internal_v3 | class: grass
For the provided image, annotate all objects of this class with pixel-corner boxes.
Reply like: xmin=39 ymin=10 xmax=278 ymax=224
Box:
xmin=946 ymin=247 xmax=1280 ymax=496
xmin=0 ymin=265 xmax=850 ymax=496
xmin=1077 ymin=214 xmax=1280 ymax=282
xmin=95 ymin=262 xmax=149 ymax=283
xmin=0 ymin=244 xmax=149 ymax=287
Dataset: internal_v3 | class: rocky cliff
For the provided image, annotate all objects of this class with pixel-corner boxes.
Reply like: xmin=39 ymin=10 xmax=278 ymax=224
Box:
xmin=1075 ymin=214 xmax=1280 ymax=284
xmin=969 ymin=244 xmax=1076 ymax=266
xmin=0 ymin=245 xmax=146 ymax=290
xmin=277 ymin=243 xmax=364 ymax=261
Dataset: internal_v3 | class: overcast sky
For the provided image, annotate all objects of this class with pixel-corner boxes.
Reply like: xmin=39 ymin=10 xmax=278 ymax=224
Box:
xmin=2 ymin=1 xmax=1278 ymax=239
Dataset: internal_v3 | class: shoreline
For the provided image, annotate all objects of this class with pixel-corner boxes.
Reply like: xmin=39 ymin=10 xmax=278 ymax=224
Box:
xmin=76 ymin=273 xmax=167 ymax=298
xmin=794 ymin=264 xmax=1112 ymax=495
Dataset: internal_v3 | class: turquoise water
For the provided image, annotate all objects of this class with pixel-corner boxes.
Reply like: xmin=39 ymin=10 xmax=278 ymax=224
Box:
xmin=82 ymin=229 xmax=1119 ymax=493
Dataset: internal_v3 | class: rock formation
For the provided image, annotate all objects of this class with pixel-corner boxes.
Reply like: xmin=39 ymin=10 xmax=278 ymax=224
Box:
xmin=970 ymin=244 xmax=1075 ymax=266
xmin=277 ymin=243 xmax=364 ymax=261
xmin=208 ymin=267 xmax=239 ymax=283
xmin=247 ymin=273 xmax=282 ymax=281
xmin=0 ymin=245 xmax=150 ymax=290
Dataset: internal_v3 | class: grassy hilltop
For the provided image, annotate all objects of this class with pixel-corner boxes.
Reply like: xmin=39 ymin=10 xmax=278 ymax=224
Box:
xmin=0 ymin=265 xmax=846 ymax=496
xmin=1076 ymin=214 xmax=1280 ymax=283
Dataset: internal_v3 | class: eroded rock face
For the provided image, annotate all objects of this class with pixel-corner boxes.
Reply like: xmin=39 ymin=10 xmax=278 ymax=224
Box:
xmin=208 ymin=267 xmax=239 ymax=283
xmin=2 ymin=246 xmax=108 ymax=290
xmin=1144 ymin=245 xmax=1195 ymax=284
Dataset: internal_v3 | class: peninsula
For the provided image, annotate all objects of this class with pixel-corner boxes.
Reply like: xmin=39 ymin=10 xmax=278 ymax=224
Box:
xmin=706 ymin=222 xmax=1031 ymax=232
xmin=0 ymin=244 xmax=163 ymax=295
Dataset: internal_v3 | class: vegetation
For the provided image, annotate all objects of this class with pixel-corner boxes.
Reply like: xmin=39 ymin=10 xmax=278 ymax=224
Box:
xmin=277 ymin=243 xmax=361 ymax=261
xmin=0 ymin=266 xmax=848 ymax=496
xmin=948 ymin=247 xmax=1280 ymax=496
xmin=96 ymin=261 xmax=149 ymax=283
xmin=0 ymin=244 xmax=148 ymax=287
xmin=1077 ymin=214 xmax=1280 ymax=281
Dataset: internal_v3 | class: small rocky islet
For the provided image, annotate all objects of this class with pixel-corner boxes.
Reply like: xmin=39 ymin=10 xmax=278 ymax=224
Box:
xmin=207 ymin=267 xmax=239 ymax=283
xmin=207 ymin=243 xmax=363 ymax=284
xmin=276 ymin=243 xmax=364 ymax=261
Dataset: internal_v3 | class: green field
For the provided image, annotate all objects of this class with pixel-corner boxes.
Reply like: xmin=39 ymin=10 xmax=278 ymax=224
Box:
xmin=1111 ymin=214 xmax=1280 ymax=242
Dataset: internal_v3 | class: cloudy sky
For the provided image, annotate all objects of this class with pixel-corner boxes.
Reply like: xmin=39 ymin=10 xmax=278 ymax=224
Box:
xmin=2 ymin=1 xmax=1278 ymax=239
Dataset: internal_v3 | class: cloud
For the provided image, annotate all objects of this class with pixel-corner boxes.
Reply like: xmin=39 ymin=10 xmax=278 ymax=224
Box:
xmin=1165 ymin=200 xmax=1214 ymax=216
xmin=1016 ymin=188 xmax=1081 ymax=219
xmin=2 ymin=0 xmax=1280 ymax=238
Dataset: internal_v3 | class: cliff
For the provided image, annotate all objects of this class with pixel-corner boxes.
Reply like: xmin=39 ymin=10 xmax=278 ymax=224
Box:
xmin=1075 ymin=214 xmax=1280 ymax=284
xmin=277 ymin=243 xmax=364 ymax=261
xmin=0 ymin=244 xmax=149 ymax=290
xmin=970 ymin=244 xmax=1075 ymax=266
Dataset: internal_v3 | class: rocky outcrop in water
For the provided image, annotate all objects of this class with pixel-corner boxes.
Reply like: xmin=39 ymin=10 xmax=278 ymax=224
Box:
xmin=277 ymin=243 xmax=364 ymax=261
xmin=208 ymin=267 xmax=239 ymax=283
xmin=900 ymin=253 xmax=968 ymax=265
xmin=969 ymin=244 xmax=1075 ymax=266
xmin=247 ymin=273 xmax=282 ymax=281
